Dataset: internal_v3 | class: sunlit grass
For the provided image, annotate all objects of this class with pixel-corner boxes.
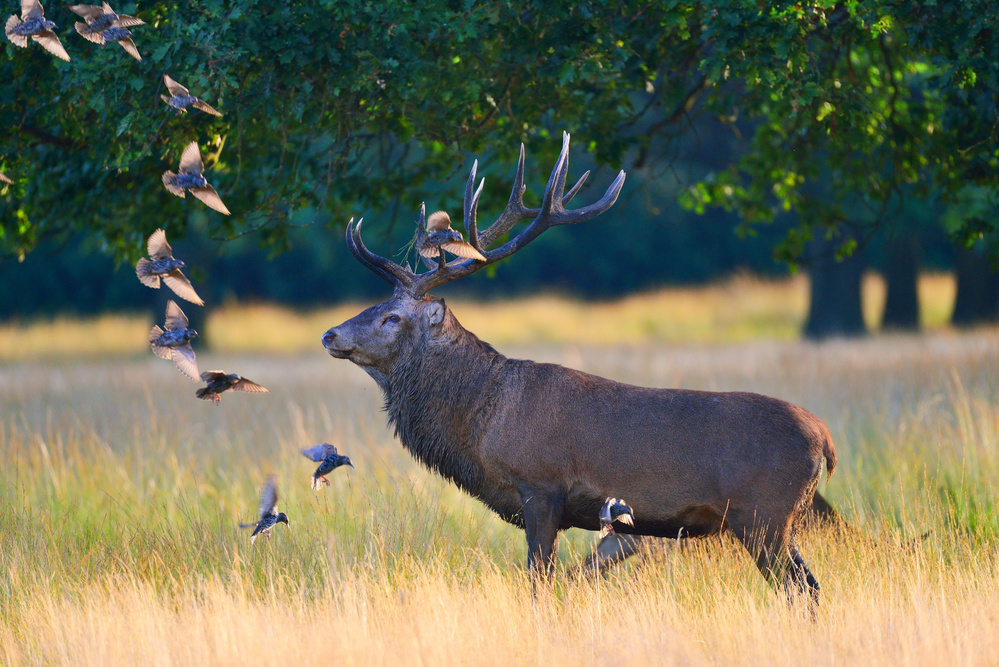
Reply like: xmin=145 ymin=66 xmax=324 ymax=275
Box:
xmin=1 ymin=320 xmax=998 ymax=664
xmin=0 ymin=272 xmax=960 ymax=361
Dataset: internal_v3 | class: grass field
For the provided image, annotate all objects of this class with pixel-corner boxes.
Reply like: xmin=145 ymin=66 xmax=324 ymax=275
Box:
xmin=2 ymin=276 xmax=998 ymax=665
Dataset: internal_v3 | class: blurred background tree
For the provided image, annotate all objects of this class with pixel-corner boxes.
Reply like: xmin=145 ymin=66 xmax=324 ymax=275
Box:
xmin=1 ymin=1 xmax=997 ymax=335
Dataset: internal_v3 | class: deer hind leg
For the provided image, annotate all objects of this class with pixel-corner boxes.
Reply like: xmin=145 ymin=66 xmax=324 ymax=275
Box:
xmin=521 ymin=490 xmax=565 ymax=585
xmin=728 ymin=510 xmax=819 ymax=616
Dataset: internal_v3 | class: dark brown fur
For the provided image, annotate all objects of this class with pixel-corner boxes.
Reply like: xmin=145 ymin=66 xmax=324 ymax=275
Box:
xmin=323 ymin=293 xmax=836 ymax=606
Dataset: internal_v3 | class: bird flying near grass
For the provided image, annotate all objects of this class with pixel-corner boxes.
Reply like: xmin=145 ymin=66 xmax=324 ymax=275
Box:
xmin=5 ymin=0 xmax=70 ymax=61
xmin=239 ymin=475 xmax=289 ymax=543
xmin=300 ymin=443 xmax=353 ymax=490
xmin=161 ymin=74 xmax=222 ymax=116
xmin=135 ymin=228 xmax=205 ymax=306
xmin=196 ymin=371 xmax=269 ymax=405
xmin=149 ymin=300 xmax=199 ymax=381
xmin=162 ymin=141 xmax=231 ymax=215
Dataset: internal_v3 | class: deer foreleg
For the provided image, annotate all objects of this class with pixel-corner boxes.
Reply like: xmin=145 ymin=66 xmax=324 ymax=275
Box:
xmin=521 ymin=490 xmax=565 ymax=584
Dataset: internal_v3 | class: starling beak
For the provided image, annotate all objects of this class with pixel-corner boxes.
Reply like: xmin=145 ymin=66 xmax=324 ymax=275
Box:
xmin=135 ymin=229 xmax=204 ymax=305
xmin=161 ymin=74 xmax=223 ymax=116
xmin=300 ymin=443 xmax=353 ymax=490
xmin=162 ymin=141 xmax=231 ymax=215
xmin=239 ymin=475 xmax=290 ymax=543
xmin=6 ymin=0 xmax=70 ymax=61
xmin=598 ymin=497 xmax=635 ymax=537
xmin=196 ymin=370 xmax=269 ymax=405
xmin=416 ymin=210 xmax=487 ymax=261
xmin=149 ymin=300 xmax=200 ymax=381
xmin=0 ymin=172 xmax=11 ymax=184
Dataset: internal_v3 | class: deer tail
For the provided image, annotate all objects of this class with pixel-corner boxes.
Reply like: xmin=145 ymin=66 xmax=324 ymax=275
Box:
xmin=819 ymin=421 xmax=836 ymax=481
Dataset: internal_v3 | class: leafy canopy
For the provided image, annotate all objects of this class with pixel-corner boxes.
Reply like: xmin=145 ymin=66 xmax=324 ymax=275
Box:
xmin=1 ymin=1 xmax=996 ymax=262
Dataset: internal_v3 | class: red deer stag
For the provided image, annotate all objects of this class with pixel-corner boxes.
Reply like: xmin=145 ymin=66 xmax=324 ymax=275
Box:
xmin=322 ymin=133 xmax=835 ymax=607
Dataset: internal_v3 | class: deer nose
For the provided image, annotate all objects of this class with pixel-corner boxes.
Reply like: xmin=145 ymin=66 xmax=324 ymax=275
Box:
xmin=322 ymin=330 xmax=336 ymax=348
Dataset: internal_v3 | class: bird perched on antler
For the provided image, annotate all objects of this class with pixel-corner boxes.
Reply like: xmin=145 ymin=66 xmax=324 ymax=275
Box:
xmin=5 ymin=0 xmax=70 ymax=61
xmin=135 ymin=228 xmax=205 ymax=306
xmin=160 ymin=74 xmax=222 ymax=116
xmin=162 ymin=141 xmax=231 ymax=215
xmin=300 ymin=443 xmax=353 ymax=490
xmin=196 ymin=371 xmax=269 ymax=405
xmin=240 ymin=475 xmax=289 ymax=543
xmin=149 ymin=300 xmax=199 ymax=381
xmin=417 ymin=210 xmax=487 ymax=262
xmin=599 ymin=498 xmax=635 ymax=537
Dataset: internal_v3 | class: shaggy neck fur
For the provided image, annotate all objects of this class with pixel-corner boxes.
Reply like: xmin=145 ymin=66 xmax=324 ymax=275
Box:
xmin=382 ymin=309 xmax=505 ymax=497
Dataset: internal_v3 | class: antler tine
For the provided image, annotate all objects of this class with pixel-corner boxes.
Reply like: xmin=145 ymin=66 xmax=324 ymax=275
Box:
xmin=346 ymin=218 xmax=414 ymax=288
xmin=464 ymin=159 xmax=486 ymax=253
xmin=477 ymin=143 xmax=531 ymax=249
xmin=407 ymin=135 xmax=627 ymax=297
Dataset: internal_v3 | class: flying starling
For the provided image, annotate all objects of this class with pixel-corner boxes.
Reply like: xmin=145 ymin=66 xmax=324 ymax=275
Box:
xmin=72 ymin=3 xmax=142 ymax=60
xmin=161 ymin=74 xmax=222 ymax=116
xmin=162 ymin=141 xmax=231 ymax=215
xmin=300 ymin=443 xmax=353 ymax=490
xmin=417 ymin=210 xmax=487 ymax=262
xmin=599 ymin=498 xmax=635 ymax=537
xmin=0 ymin=172 xmax=11 ymax=184
xmin=135 ymin=228 xmax=205 ymax=306
xmin=149 ymin=300 xmax=199 ymax=381
xmin=196 ymin=371 xmax=269 ymax=405
xmin=239 ymin=475 xmax=289 ymax=543
xmin=69 ymin=2 xmax=142 ymax=35
xmin=5 ymin=0 xmax=70 ymax=61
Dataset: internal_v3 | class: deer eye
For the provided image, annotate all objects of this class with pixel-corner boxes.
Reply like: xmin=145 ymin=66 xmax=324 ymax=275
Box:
xmin=383 ymin=314 xmax=401 ymax=325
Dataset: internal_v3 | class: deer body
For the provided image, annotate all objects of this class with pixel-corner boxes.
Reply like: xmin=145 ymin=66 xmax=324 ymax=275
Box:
xmin=325 ymin=134 xmax=834 ymax=608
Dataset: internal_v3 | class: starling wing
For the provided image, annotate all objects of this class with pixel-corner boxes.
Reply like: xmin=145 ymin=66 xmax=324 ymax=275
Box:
xmin=232 ymin=378 xmax=269 ymax=394
xmin=147 ymin=229 xmax=173 ymax=260
xmin=163 ymin=299 xmax=189 ymax=331
xmin=439 ymin=240 xmax=486 ymax=261
xmin=192 ymin=99 xmax=222 ymax=116
xmin=73 ymin=22 xmax=105 ymax=44
xmin=162 ymin=171 xmax=185 ymax=197
xmin=135 ymin=258 xmax=161 ymax=288
xmin=162 ymin=269 xmax=204 ymax=306
xmin=426 ymin=210 xmax=452 ymax=233
xmin=0 ymin=172 xmax=11 ymax=184
xmin=21 ymin=0 xmax=42 ymax=21
xmin=171 ymin=343 xmax=199 ymax=382
xmin=163 ymin=74 xmax=189 ymax=97
xmin=200 ymin=370 xmax=226 ymax=383
xmin=599 ymin=498 xmax=615 ymax=525
xmin=116 ymin=34 xmax=140 ymax=60
xmin=68 ymin=4 xmax=104 ymax=21
xmin=115 ymin=13 xmax=143 ymax=27
xmin=178 ymin=141 xmax=204 ymax=174
xmin=148 ymin=325 xmax=173 ymax=360
xmin=6 ymin=16 xmax=29 ymax=47
xmin=189 ymin=185 xmax=230 ymax=215
xmin=301 ymin=443 xmax=338 ymax=462
xmin=259 ymin=475 xmax=279 ymax=518
xmin=32 ymin=30 xmax=70 ymax=61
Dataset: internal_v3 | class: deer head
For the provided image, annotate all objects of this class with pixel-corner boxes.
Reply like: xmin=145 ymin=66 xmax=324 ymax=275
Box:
xmin=322 ymin=132 xmax=626 ymax=382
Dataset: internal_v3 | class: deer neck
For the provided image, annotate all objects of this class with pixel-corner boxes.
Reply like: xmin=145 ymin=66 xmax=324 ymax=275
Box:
xmin=383 ymin=313 xmax=503 ymax=494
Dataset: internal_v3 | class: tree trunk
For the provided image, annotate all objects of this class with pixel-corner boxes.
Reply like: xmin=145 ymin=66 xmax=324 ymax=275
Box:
xmin=951 ymin=248 xmax=999 ymax=326
xmin=881 ymin=234 xmax=921 ymax=331
xmin=804 ymin=240 xmax=867 ymax=340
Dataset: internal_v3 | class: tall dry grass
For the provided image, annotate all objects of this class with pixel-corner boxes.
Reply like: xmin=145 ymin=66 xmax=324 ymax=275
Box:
xmin=1 ymin=281 xmax=997 ymax=665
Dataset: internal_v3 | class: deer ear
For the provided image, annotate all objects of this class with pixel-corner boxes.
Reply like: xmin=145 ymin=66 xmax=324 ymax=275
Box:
xmin=426 ymin=299 xmax=445 ymax=327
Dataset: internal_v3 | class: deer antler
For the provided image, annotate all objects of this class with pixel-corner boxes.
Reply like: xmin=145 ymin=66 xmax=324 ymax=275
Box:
xmin=348 ymin=132 xmax=626 ymax=297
